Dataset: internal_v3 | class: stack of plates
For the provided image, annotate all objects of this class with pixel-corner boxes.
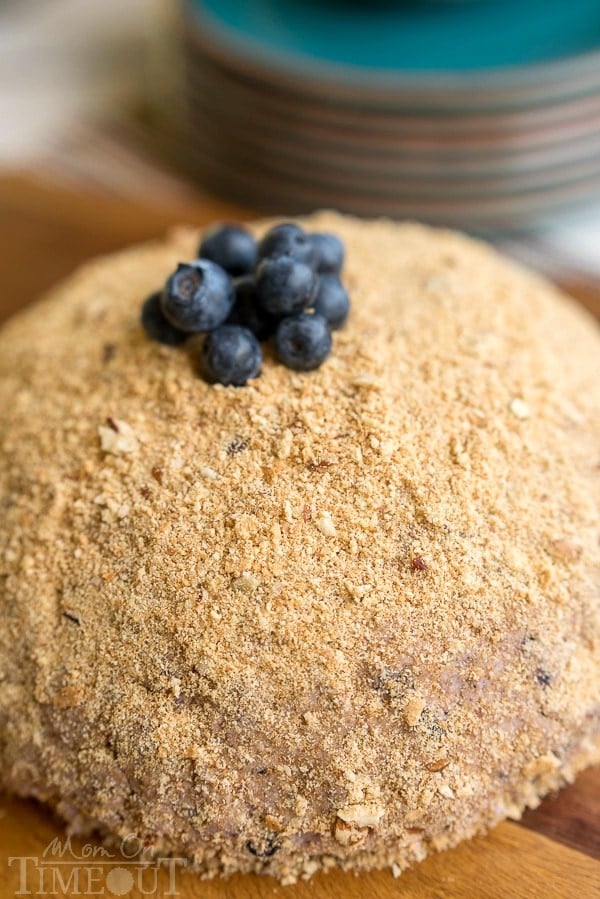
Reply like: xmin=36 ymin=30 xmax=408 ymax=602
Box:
xmin=180 ymin=0 xmax=600 ymax=232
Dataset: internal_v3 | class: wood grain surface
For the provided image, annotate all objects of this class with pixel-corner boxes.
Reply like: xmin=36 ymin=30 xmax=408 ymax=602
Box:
xmin=0 ymin=173 xmax=598 ymax=899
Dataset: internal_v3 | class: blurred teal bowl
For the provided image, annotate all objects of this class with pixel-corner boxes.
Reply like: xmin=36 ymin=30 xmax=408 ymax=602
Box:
xmin=187 ymin=0 xmax=600 ymax=72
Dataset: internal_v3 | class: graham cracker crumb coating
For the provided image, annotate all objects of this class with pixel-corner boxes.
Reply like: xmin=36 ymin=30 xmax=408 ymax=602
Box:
xmin=0 ymin=213 xmax=599 ymax=883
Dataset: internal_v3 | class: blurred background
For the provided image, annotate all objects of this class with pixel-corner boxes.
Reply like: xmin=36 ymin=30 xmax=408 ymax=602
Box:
xmin=2 ymin=0 xmax=600 ymax=308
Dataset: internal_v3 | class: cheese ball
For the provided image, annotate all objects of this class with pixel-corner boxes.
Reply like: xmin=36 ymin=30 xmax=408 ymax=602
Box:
xmin=0 ymin=214 xmax=598 ymax=883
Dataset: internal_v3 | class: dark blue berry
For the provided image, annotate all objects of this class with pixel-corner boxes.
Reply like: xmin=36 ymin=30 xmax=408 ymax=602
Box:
xmin=227 ymin=276 xmax=278 ymax=341
xmin=141 ymin=292 xmax=188 ymax=346
xmin=312 ymin=275 xmax=350 ymax=330
xmin=258 ymin=223 xmax=316 ymax=267
xmin=162 ymin=261 xmax=234 ymax=333
xmin=274 ymin=314 xmax=332 ymax=372
xmin=201 ymin=325 xmax=262 ymax=386
xmin=256 ymin=256 xmax=318 ymax=317
xmin=311 ymin=232 xmax=344 ymax=275
xmin=198 ymin=223 xmax=257 ymax=277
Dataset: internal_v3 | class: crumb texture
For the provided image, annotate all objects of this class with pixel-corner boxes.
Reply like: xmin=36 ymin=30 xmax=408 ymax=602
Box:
xmin=0 ymin=213 xmax=599 ymax=883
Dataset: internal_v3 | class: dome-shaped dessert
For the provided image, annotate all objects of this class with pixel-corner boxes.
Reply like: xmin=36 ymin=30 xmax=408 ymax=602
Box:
xmin=0 ymin=214 xmax=598 ymax=883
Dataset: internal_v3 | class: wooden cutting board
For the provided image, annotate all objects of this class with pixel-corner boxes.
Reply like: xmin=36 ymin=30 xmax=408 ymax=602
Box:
xmin=0 ymin=174 xmax=598 ymax=899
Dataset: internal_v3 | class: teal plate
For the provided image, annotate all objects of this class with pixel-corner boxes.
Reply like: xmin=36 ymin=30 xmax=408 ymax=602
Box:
xmin=183 ymin=136 xmax=600 ymax=231
xmin=188 ymin=0 xmax=600 ymax=73
xmin=186 ymin=51 xmax=600 ymax=142
xmin=184 ymin=1 xmax=600 ymax=111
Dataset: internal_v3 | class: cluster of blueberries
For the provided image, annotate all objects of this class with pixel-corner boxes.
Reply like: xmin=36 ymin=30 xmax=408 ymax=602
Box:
xmin=141 ymin=222 xmax=350 ymax=386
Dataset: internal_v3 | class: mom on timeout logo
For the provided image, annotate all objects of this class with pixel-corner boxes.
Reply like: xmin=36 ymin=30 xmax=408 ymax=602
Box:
xmin=8 ymin=833 xmax=186 ymax=896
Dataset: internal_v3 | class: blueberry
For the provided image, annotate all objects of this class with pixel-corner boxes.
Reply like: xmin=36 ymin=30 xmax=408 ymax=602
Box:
xmin=162 ymin=261 xmax=234 ymax=333
xmin=227 ymin=275 xmax=278 ymax=341
xmin=141 ymin=291 xmax=188 ymax=346
xmin=258 ymin=223 xmax=316 ymax=267
xmin=198 ymin=223 xmax=257 ymax=277
xmin=256 ymin=256 xmax=318 ymax=317
xmin=274 ymin=314 xmax=332 ymax=372
xmin=312 ymin=275 xmax=350 ymax=330
xmin=310 ymin=232 xmax=344 ymax=275
xmin=201 ymin=325 xmax=262 ymax=386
